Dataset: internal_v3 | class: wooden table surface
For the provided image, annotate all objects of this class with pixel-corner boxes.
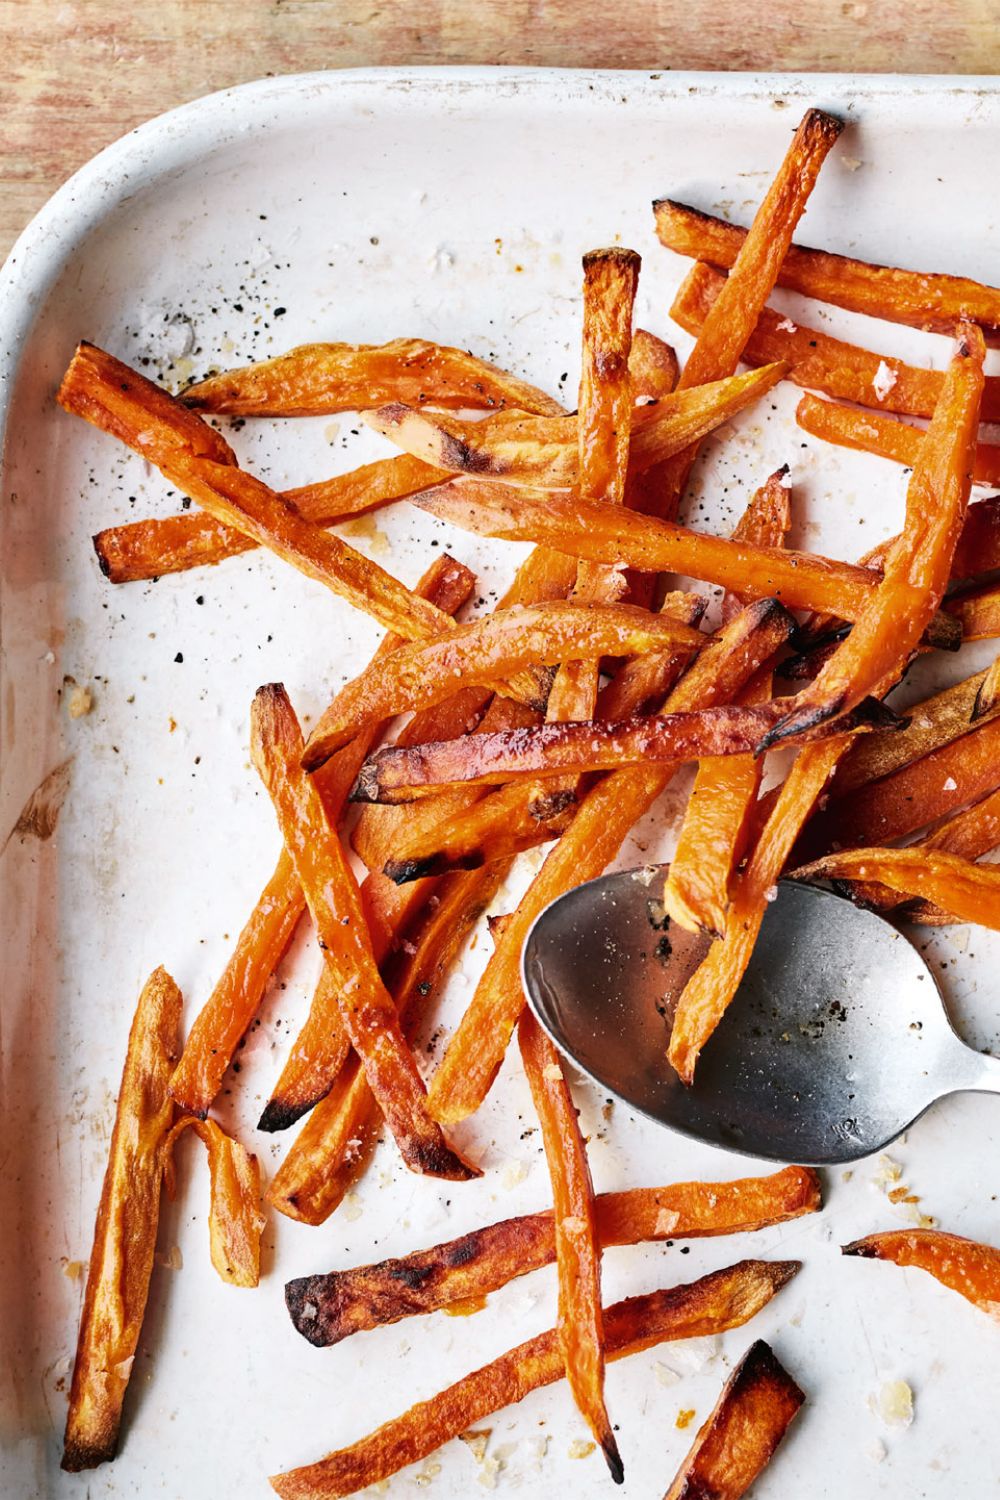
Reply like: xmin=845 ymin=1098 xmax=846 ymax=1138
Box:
xmin=2 ymin=0 xmax=997 ymax=259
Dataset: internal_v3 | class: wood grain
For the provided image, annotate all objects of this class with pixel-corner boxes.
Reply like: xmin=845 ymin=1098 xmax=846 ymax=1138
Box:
xmin=2 ymin=0 xmax=996 ymax=260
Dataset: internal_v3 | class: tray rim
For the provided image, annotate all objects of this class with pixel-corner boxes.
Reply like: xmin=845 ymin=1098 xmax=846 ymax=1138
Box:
xmin=3 ymin=65 xmax=1000 ymax=443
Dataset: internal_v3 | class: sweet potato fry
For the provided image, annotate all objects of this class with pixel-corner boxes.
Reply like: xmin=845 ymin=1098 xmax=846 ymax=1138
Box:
xmin=950 ymin=579 xmax=1000 ymax=643
xmin=668 ymin=736 xmax=852 ymax=1084
xmin=760 ymin=328 xmax=984 ymax=749
xmin=414 ymin=480 xmax=884 ymax=620
xmin=164 ymin=1117 xmax=264 ymax=1288
xmin=268 ymin=864 xmax=507 ymax=1225
xmin=974 ymin=651 xmax=1000 ymax=721
xmin=285 ymin=1165 xmax=820 ymax=1345
xmin=796 ymin=391 xmax=1000 ymax=489
xmin=182 ymin=337 xmax=564 ymax=417
xmin=364 ymin=362 xmax=786 ymax=489
xmin=650 ymin=108 xmax=842 ymax=519
xmin=655 ymin=198 xmax=1000 ymax=335
xmin=673 ymin=260 xmax=1000 ymax=422
xmin=630 ymin=328 xmax=680 ymax=400
xmin=250 ymin=684 xmax=475 ymax=1180
xmin=269 ymin=1260 xmax=800 ymax=1500
xmin=428 ymin=598 xmax=795 ymax=1123
xmin=662 ymin=1339 xmax=804 ymax=1500
xmin=170 ymin=555 xmax=474 ymax=1119
xmin=61 ymin=968 xmax=181 ymax=1472
xmin=545 ymin=247 xmax=640 ymax=729
xmin=58 ymin=344 xmax=452 ymax=640
xmin=665 ymin=472 xmax=792 ymax=935
xmin=93 ymin=454 xmax=443 ymax=584
xmin=809 ymin=787 xmax=1000 ymax=923
xmin=843 ymin=1228 xmax=1000 ymax=1315
xmin=791 ymin=846 xmax=1000 ymax=928
xmin=804 ymin=712 xmax=1000 ymax=854
xmin=379 ymin=595 xmax=707 ymax=882
xmin=302 ymin=599 xmax=705 ymax=771
xmin=518 ymin=1009 xmax=621 ymax=1482
xmin=355 ymin=695 xmax=896 ymax=803
xmin=834 ymin=664 xmax=1000 ymax=796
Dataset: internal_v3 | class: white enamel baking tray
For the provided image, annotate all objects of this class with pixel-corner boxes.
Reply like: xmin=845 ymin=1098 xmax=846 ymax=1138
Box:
xmin=4 ymin=69 xmax=1000 ymax=1500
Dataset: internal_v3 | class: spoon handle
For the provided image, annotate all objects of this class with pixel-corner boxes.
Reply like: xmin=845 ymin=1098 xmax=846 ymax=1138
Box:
xmin=952 ymin=1045 xmax=1000 ymax=1098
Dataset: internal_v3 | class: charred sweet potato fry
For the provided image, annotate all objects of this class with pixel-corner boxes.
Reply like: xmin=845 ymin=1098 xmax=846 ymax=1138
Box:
xmin=182 ymin=336 xmax=564 ymax=417
xmin=974 ymin=652 xmax=1000 ymax=721
xmin=268 ymin=864 xmax=508 ymax=1226
xmin=792 ymin=846 xmax=1000 ymax=928
xmin=665 ymin=473 xmax=791 ymax=936
xmin=58 ymin=344 xmax=452 ymax=640
xmin=164 ymin=1117 xmax=265 ymax=1288
xmin=62 ymin=968 xmax=181 ymax=1473
xmin=169 ymin=556 xmax=474 ymax=1120
xmin=662 ymin=1339 xmax=804 ymax=1500
xmin=843 ymin=1228 xmax=1000 ymax=1315
xmin=415 ymin=480 xmax=884 ymax=620
xmin=250 ymin=684 xmax=475 ymax=1180
xmin=269 ymin=1260 xmax=800 ymax=1500
xmin=760 ymin=328 xmax=984 ymax=749
xmin=379 ymin=595 xmax=706 ymax=882
xmin=674 ymin=260 xmax=1000 ymax=422
xmin=668 ymin=736 xmax=852 ymax=1084
xmin=796 ymin=391 xmax=1000 ymax=489
xmin=803 ymin=712 xmax=1000 ymax=854
xmin=428 ymin=599 xmax=795 ymax=1124
xmin=518 ymin=1009 xmax=621 ymax=1482
xmin=302 ymin=599 xmax=705 ymax=770
xmin=655 ymin=198 xmax=1000 ymax=335
xmin=365 ymin=363 xmax=786 ymax=489
xmin=93 ymin=454 xmax=444 ymax=584
xmin=650 ymin=108 xmax=842 ymax=519
xmin=285 ymin=1165 xmax=819 ymax=1345
xmin=355 ymin=695 xmax=895 ymax=804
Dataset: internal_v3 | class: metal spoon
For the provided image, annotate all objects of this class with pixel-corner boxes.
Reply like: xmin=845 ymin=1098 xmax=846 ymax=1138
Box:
xmin=521 ymin=872 xmax=1000 ymax=1165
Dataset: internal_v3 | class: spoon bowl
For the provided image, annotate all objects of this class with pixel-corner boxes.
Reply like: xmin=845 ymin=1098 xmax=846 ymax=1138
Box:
xmin=522 ymin=870 xmax=1000 ymax=1164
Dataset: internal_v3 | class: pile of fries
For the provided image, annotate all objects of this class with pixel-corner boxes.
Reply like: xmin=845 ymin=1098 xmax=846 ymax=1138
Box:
xmin=59 ymin=105 xmax=1000 ymax=1496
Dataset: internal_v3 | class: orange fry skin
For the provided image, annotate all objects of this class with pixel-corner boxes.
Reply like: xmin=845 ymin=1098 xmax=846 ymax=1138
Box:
xmin=843 ymin=1228 xmax=1000 ymax=1316
xmin=93 ymin=454 xmax=443 ymax=584
xmin=169 ymin=555 xmax=474 ymax=1121
xmin=428 ymin=598 xmax=796 ymax=1124
xmin=762 ymin=327 xmax=984 ymax=748
xmin=269 ymin=1261 xmax=800 ymax=1500
xmin=668 ymin=736 xmax=851 ymax=1085
xmin=629 ymin=327 xmax=680 ymax=400
xmin=791 ymin=846 xmax=1000 ymax=930
xmin=656 ymin=197 xmax=1000 ymax=335
xmin=250 ymin=684 xmax=476 ymax=1181
xmin=673 ymin=259 xmax=1000 ymax=422
xmin=950 ymin=578 xmax=1000 ymax=643
xmin=662 ymin=1339 xmax=804 ymax=1500
xmin=796 ymin=391 xmax=1000 ymax=490
xmin=518 ymin=1009 xmax=621 ymax=1482
xmin=268 ymin=864 xmax=508 ymax=1226
xmin=182 ymin=336 xmax=564 ymax=417
xmin=302 ymin=599 xmax=706 ymax=770
xmin=164 ymin=1117 xmax=265 ymax=1288
xmin=62 ymin=968 xmax=182 ymax=1473
xmin=284 ymin=1165 xmax=820 ymax=1346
